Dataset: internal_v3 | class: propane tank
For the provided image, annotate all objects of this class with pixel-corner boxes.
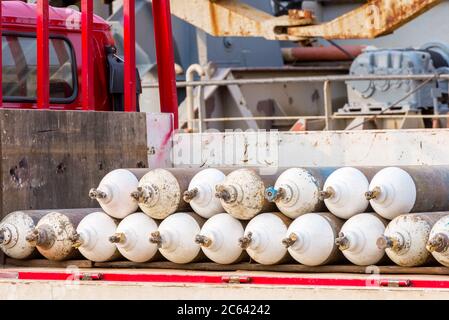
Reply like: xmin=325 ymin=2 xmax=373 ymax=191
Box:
xmin=89 ymin=169 xmax=149 ymax=219
xmin=183 ymin=168 xmax=229 ymax=218
xmin=367 ymin=167 xmax=449 ymax=220
xmin=320 ymin=167 xmax=377 ymax=219
xmin=195 ymin=213 xmax=246 ymax=264
xmin=265 ymin=167 xmax=336 ymax=219
xmin=335 ymin=213 xmax=388 ymax=266
xmin=149 ymin=212 xmax=205 ymax=264
xmin=110 ymin=212 xmax=159 ymax=263
xmin=0 ymin=210 xmax=51 ymax=259
xmin=215 ymin=169 xmax=278 ymax=220
xmin=26 ymin=209 xmax=98 ymax=261
xmin=284 ymin=212 xmax=343 ymax=266
xmin=131 ymin=168 xmax=200 ymax=220
xmin=377 ymin=212 xmax=448 ymax=267
xmin=426 ymin=215 xmax=449 ymax=267
xmin=72 ymin=212 xmax=121 ymax=262
xmin=239 ymin=213 xmax=291 ymax=265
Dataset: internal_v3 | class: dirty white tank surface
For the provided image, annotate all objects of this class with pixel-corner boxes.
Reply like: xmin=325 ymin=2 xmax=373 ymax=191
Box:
xmin=284 ymin=212 xmax=343 ymax=266
xmin=195 ymin=213 xmax=246 ymax=264
xmin=150 ymin=212 xmax=205 ymax=264
xmin=89 ymin=169 xmax=149 ymax=219
xmin=215 ymin=169 xmax=277 ymax=220
xmin=27 ymin=209 xmax=97 ymax=261
xmin=335 ymin=213 xmax=387 ymax=266
xmin=239 ymin=213 xmax=291 ymax=265
xmin=265 ymin=167 xmax=335 ymax=219
xmin=427 ymin=215 xmax=449 ymax=267
xmin=367 ymin=167 xmax=416 ymax=220
xmin=132 ymin=169 xmax=197 ymax=220
xmin=183 ymin=168 xmax=227 ymax=219
xmin=0 ymin=210 xmax=49 ymax=259
xmin=321 ymin=167 xmax=371 ymax=219
xmin=377 ymin=212 xmax=447 ymax=267
xmin=73 ymin=212 xmax=121 ymax=262
xmin=110 ymin=212 xmax=159 ymax=263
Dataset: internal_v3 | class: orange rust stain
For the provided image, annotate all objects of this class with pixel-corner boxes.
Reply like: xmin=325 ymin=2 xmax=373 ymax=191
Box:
xmin=209 ymin=3 xmax=219 ymax=36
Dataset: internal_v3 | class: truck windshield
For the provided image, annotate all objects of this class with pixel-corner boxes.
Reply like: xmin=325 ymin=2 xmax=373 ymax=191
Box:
xmin=2 ymin=35 xmax=76 ymax=102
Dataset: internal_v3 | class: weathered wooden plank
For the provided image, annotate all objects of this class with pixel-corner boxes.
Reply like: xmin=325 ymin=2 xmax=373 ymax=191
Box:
xmin=5 ymin=258 xmax=93 ymax=269
xmin=0 ymin=109 xmax=148 ymax=219
xmin=94 ymin=261 xmax=449 ymax=275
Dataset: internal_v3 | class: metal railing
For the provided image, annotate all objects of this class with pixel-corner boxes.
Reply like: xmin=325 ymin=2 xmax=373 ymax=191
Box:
xmin=142 ymin=73 xmax=449 ymax=132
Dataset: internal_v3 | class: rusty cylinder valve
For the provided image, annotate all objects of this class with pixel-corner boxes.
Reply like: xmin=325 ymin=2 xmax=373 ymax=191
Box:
xmin=89 ymin=188 xmax=108 ymax=200
xmin=0 ymin=228 xmax=5 ymax=244
xmin=282 ymin=233 xmax=298 ymax=248
xmin=130 ymin=185 xmax=157 ymax=204
xmin=265 ymin=186 xmax=285 ymax=203
xmin=319 ymin=186 xmax=335 ymax=201
xmin=195 ymin=234 xmax=213 ymax=248
xmin=70 ymin=233 xmax=84 ymax=249
xmin=377 ymin=234 xmax=404 ymax=252
xmin=215 ymin=185 xmax=238 ymax=204
xmin=238 ymin=232 xmax=253 ymax=250
xmin=149 ymin=231 xmax=163 ymax=248
xmin=365 ymin=186 xmax=382 ymax=201
xmin=427 ymin=233 xmax=449 ymax=253
xmin=183 ymin=188 xmax=199 ymax=203
xmin=25 ymin=227 xmax=54 ymax=248
xmin=335 ymin=232 xmax=350 ymax=251
xmin=109 ymin=233 xmax=126 ymax=245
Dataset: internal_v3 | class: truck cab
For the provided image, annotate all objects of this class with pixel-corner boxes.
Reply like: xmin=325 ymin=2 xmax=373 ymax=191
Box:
xmin=1 ymin=1 xmax=138 ymax=112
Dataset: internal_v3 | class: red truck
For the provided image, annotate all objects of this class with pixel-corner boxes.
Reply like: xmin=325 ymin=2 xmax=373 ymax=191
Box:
xmin=1 ymin=1 xmax=141 ymax=112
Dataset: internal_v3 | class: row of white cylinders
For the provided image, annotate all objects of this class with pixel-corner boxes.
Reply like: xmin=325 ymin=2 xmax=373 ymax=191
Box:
xmin=2 ymin=208 xmax=449 ymax=268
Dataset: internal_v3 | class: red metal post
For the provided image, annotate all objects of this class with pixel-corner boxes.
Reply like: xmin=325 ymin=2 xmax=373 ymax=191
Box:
xmin=81 ymin=0 xmax=94 ymax=110
xmin=124 ymin=0 xmax=136 ymax=112
xmin=152 ymin=0 xmax=179 ymax=128
xmin=0 ymin=0 xmax=3 ymax=107
xmin=37 ymin=0 xmax=50 ymax=109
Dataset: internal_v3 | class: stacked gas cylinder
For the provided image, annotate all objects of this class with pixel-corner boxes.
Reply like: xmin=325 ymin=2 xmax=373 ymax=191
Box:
xmin=2 ymin=166 xmax=449 ymax=269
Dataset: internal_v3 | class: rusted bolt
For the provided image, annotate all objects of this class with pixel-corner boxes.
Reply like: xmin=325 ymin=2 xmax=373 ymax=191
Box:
xmin=130 ymin=188 xmax=144 ymax=202
xmin=365 ymin=186 xmax=381 ymax=201
xmin=319 ymin=187 xmax=335 ymax=200
xmin=238 ymin=232 xmax=253 ymax=250
xmin=377 ymin=235 xmax=403 ymax=251
xmin=335 ymin=232 xmax=350 ymax=251
xmin=195 ymin=235 xmax=212 ymax=248
xmin=282 ymin=233 xmax=298 ymax=248
xmin=70 ymin=233 xmax=83 ymax=249
xmin=109 ymin=233 xmax=126 ymax=244
xmin=89 ymin=188 xmax=107 ymax=200
xmin=265 ymin=186 xmax=284 ymax=202
xmin=26 ymin=227 xmax=54 ymax=248
xmin=427 ymin=233 xmax=449 ymax=253
xmin=288 ymin=9 xmax=314 ymax=20
xmin=215 ymin=185 xmax=237 ymax=203
xmin=149 ymin=231 xmax=163 ymax=248
xmin=183 ymin=188 xmax=199 ymax=203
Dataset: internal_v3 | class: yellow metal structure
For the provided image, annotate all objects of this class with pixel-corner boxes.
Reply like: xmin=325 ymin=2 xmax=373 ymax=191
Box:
xmin=170 ymin=0 xmax=442 ymax=40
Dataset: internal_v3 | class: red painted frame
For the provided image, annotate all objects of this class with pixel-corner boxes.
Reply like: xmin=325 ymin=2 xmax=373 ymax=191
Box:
xmin=37 ymin=0 xmax=49 ymax=109
xmin=152 ymin=0 xmax=179 ymax=127
xmin=81 ymin=0 xmax=94 ymax=110
xmin=8 ymin=271 xmax=449 ymax=289
xmin=123 ymin=0 xmax=136 ymax=112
